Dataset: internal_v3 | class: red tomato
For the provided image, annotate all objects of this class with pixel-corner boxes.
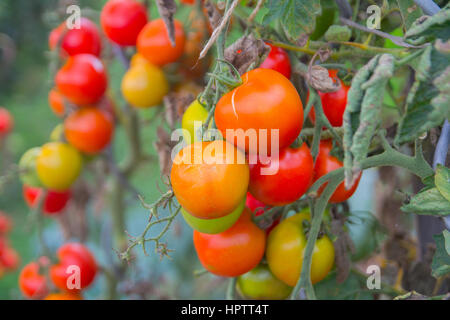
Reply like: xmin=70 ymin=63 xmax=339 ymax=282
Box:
xmin=308 ymin=70 xmax=349 ymax=127
xmin=50 ymin=243 xmax=97 ymax=292
xmin=137 ymin=18 xmax=186 ymax=66
xmin=101 ymin=0 xmax=148 ymax=46
xmin=49 ymin=17 xmax=102 ymax=57
xmin=193 ymin=208 xmax=266 ymax=277
xmin=246 ymin=192 xmax=279 ymax=234
xmin=19 ymin=261 xmax=48 ymax=299
xmin=64 ymin=107 xmax=114 ymax=154
xmin=215 ymin=68 xmax=303 ymax=154
xmin=0 ymin=246 xmax=20 ymax=270
xmin=314 ymin=140 xmax=361 ymax=203
xmin=56 ymin=54 xmax=108 ymax=106
xmin=260 ymin=43 xmax=292 ymax=79
xmin=23 ymin=185 xmax=71 ymax=215
xmin=0 ymin=211 xmax=12 ymax=234
xmin=48 ymin=88 xmax=66 ymax=117
xmin=0 ymin=107 xmax=13 ymax=137
xmin=249 ymin=143 xmax=313 ymax=206
xmin=180 ymin=0 xmax=195 ymax=4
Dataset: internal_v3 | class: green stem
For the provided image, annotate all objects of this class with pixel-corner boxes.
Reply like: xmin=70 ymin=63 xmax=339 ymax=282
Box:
xmin=226 ymin=277 xmax=237 ymax=300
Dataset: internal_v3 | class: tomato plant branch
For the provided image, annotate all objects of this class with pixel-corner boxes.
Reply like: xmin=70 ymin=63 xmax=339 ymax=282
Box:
xmin=226 ymin=277 xmax=237 ymax=299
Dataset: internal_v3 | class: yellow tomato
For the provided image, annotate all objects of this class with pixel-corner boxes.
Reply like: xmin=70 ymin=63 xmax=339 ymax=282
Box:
xmin=266 ymin=210 xmax=334 ymax=286
xmin=121 ymin=62 xmax=169 ymax=108
xmin=36 ymin=142 xmax=83 ymax=191
xmin=130 ymin=53 xmax=149 ymax=67
xmin=182 ymin=100 xmax=209 ymax=144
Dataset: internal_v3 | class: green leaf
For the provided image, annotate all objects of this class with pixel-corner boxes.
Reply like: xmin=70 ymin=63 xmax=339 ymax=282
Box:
xmin=401 ymin=187 xmax=450 ymax=216
xmin=262 ymin=0 xmax=321 ymax=40
xmin=324 ymin=25 xmax=352 ymax=42
xmin=431 ymin=230 xmax=450 ymax=278
xmin=395 ymin=44 xmax=450 ymax=144
xmin=405 ymin=4 xmax=450 ymax=45
xmin=435 ymin=164 xmax=450 ymax=202
xmin=396 ymin=0 xmax=424 ymax=30
xmin=343 ymin=54 xmax=395 ymax=187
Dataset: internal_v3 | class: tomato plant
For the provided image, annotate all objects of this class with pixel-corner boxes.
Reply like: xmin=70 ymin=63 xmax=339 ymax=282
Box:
xmin=193 ymin=208 xmax=266 ymax=277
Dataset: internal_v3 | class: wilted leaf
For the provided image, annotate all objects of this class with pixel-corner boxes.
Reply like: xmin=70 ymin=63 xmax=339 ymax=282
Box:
xmin=330 ymin=210 xmax=354 ymax=283
xmin=203 ymin=0 xmax=221 ymax=29
xmin=262 ymin=0 xmax=321 ymax=40
xmin=156 ymin=0 xmax=177 ymax=46
xmin=307 ymin=64 xmax=341 ymax=92
xmin=343 ymin=54 xmax=394 ymax=187
xmin=163 ymin=92 xmax=194 ymax=129
xmin=395 ymin=45 xmax=450 ymax=144
xmin=431 ymin=230 xmax=450 ymax=278
xmin=225 ymin=34 xmax=270 ymax=74
xmin=154 ymin=127 xmax=176 ymax=177
xmin=405 ymin=5 xmax=450 ymax=45
xmin=435 ymin=164 xmax=450 ymax=202
xmin=394 ymin=291 xmax=429 ymax=300
xmin=396 ymin=0 xmax=424 ymax=30
xmin=401 ymin=187 xmax=450 ymax=216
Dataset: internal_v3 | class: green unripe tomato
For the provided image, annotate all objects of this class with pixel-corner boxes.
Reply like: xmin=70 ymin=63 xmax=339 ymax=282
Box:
xmin=181 ymin=100 xmax=209 ymax=145
xmin=236 ymin=264 xmax=293 ymax=300
xmin=181 ymin=198 xmax=245 ymax=234
xmin=19 ymin=147 xmax=43 ymax=187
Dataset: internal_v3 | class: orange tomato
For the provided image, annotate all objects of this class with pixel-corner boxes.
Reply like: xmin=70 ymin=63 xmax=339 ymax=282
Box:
xmin=314 ymin=140 xmax=361 ymax=203
xmin=44 ymin=292 xmax=82 ymax=300
xmin=19 ymin=261 xmax=48 ymax=299
xmin=215 ymin=68 xmax=303 ymax=154
xmin=193 ymin=208 xmax=266 ymax=277
xmin=171 ymin=140 xmax=249 ymax=219
xmin=137 ymin=18 xmax=186 ymax=66
xmin=48 ymin=88 xmax=66 ymax=117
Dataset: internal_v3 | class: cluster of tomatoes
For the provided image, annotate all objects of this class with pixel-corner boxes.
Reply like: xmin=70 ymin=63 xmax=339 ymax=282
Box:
xmin=0 ymin=212 xmax=20 ymax=278
xmin=171 ymin=35 xmax=360 ymax=298
xmin=19 ymin=242 xmax=97 ymax=300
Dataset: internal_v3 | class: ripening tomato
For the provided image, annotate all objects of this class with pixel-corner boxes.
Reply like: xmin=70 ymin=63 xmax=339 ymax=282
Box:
xmin=0 ymin=212 xmax=12 ymax=234
xmin=44 ymin=292 xmax=82 ymax=300
xmin=0 ymin=245 xmax=20 ymax=270
xmin=249 ymin=144 xmax=314 ymax=206
xmin=266 ymin=210 xmax=335 ymax=286
xmin=137 ymin=18 xmax=186 ymax=66
xmin=0 ymin=107 xmax=13 ymax=137
xmin=49 ymin=17 xmax=102 ymax=57
xmin=121 ymin=62 xmax=169 ymax=108
xmin=180 ymin=0 xmax=195 ymax=4
xmin=171 ymin=140 xmax=249 ymax=219
xmin=50 ymin=243 xmax=97 ymax=292
xmin=181 ymin=198 xmax=245 ymax=234
xmin=181 ymin=100 xmax=209 ymax=144
xmin=130 ymin=53 xmax=149 ymax=67
xmin=64 ymin=107 xmax=114 ymax=154
xmin=314 ymin=140 xmax=361 ymax=203
xmin=215 ymin=68 xmax=303 ymax=154
xmin=19 ymin=147 xmax=43 ymax=188
xmin=236 ymin=264 xmax=292 ymax=300
xmin=259 ymin=43 xmax=292 ymax=79
xmin=19 ymin=261 xmax=48 ymax=299
xmin=101 ymin=0 xmax=148 ymax=46
xmin=48 ymin=88 xmax=66 ymax=117
xmin=308 ymin=69 xmax=349 ymax=127
xmin=56 ymin=54 xmax=108 ymax=106
xmin=245 ymin=192 xmax=279 ymax=235
xmin=193 ymin=208 xmax=266 ymax=277
xmin=23 ymin=185 xmax=71 ymax=215
xmin=36 ymin=142 xmax=83 ymax=191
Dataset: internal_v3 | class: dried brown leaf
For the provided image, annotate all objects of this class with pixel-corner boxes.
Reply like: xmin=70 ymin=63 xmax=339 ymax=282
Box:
xmin=163 ymin=92 xmax=194 ymax=129
xmin=307 ymin=65 xmax=341 ymax=93
xmin=156 ymin=0 xmax=177 ymax=47
xmin=154 ymin=126 xmax=176 ymax=177
xmin=225 ymin=34 xmax=270 ymax=74
xmin=331 ymin=209 xmax=355 ymax=283
xmin=203 ymin=0 xmax=221 ymax=29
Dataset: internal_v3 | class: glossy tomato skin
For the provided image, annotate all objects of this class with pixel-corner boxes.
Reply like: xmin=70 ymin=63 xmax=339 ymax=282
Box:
xmin=314 ymin=140 xmax=361 ymax=203
xmin=308 ymin=70 xmax=349 ymax=127
xmin=64 ymin=107 xmax=114 ymax=154
xmin=181 ymin=199 xmax=245 ymax=234
xmin=259 ymin=43 xmax=292 ymax=79
xmin=48 ymin=88 xmax=66 ymax=117
xmin=50 ymin=243 xmax=97 ymax=292
xmin=171 ymin=140 xmax=249 ymax=219
xmin=23 ymin=185 xmax=71 ymax=215
xmin=19 ymin=261 xmax=48 ymax=299
xmin=121 ymin=61 xmax=169 ymax=108
xmin=137 ymin=18 xmax=186 ymax=66
xmin=49 ymin=18 xmax=101 ymax=57
xmin=193 ymin=208 xmax=266 ymax=277
xmin=215 ymin=68 xmax=303 ymax=154
xmin=101 ymin=0 xmax=148 ymax=46
xmin=36 ymin=142 xmax=83 ymax=191
xmin=44 ymin=292 xmax=82 ymax=300
xmin=266 ymin=210 xmax=335 ymax=286
xmin=236 ymin=264 xmax=292 ymax=300
xmin=56 ymin=54 xmax=108 ymax=106
xmin=0 ymin=107 xmax=13 ymax=137
xmin=249 ymin=144 xmax=314 ymax=206
xmin=181 ymin=100 xmax=209 ymax=145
